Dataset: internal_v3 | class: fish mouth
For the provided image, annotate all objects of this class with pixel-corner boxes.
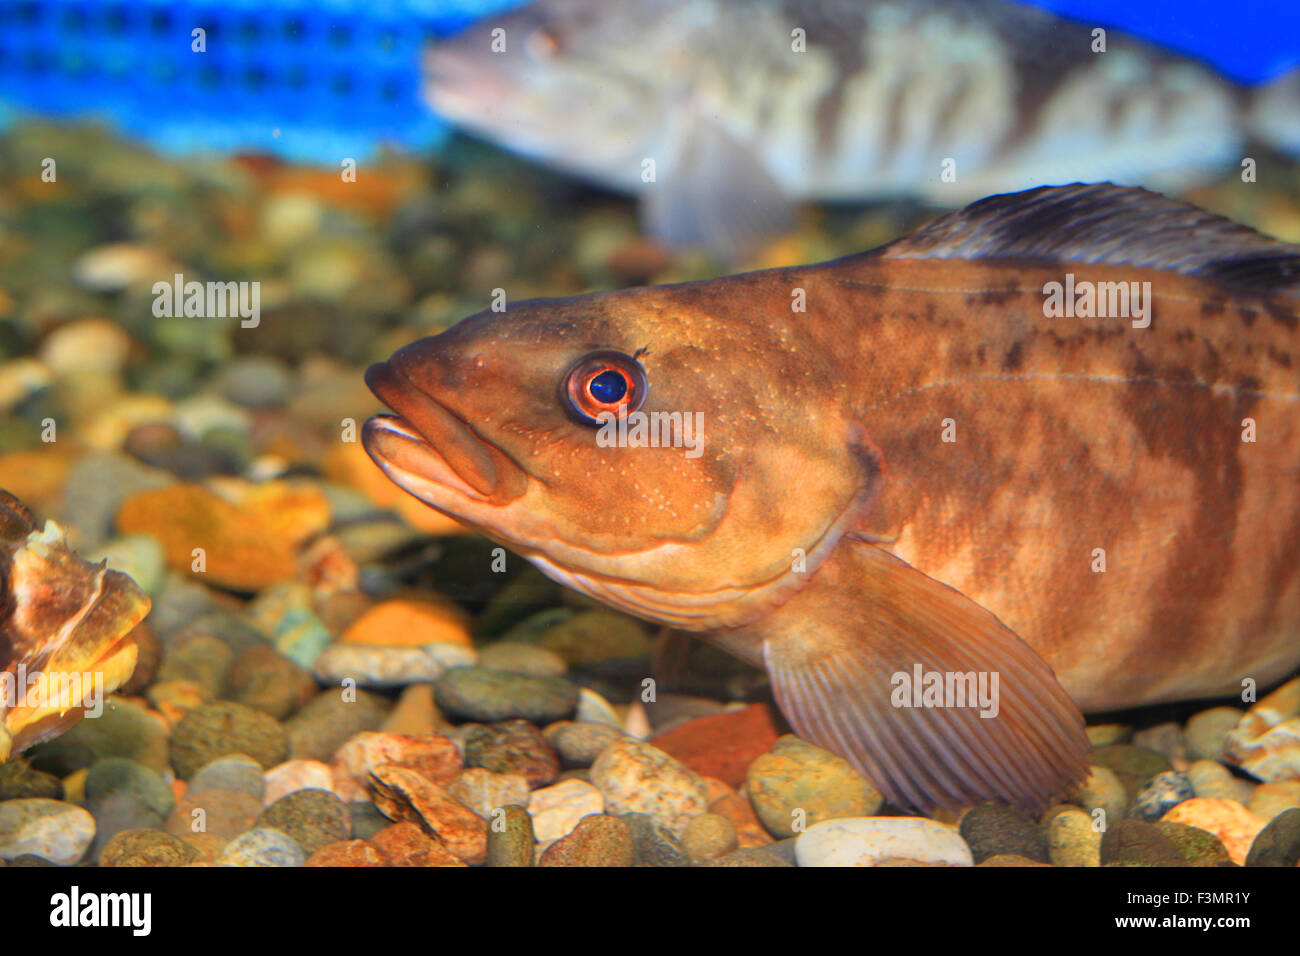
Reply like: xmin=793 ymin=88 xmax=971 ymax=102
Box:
xmin=363 ymin=360 xmax=521 ymax=506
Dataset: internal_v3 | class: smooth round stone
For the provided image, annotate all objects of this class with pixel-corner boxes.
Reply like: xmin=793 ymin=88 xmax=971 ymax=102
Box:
xmin=435 ymin=667 xmax=578 ymax=724
xmin=1186 ymin=707 xmax=1245 ymax=762
xmin=216 ymin=828 xmax=306 ymax=867
xmin=590 ymin=738 xmax=709 ymax=836
xmin=527 ymin=778 xmax=605 ymax=842
xmin=544 ymin=721 xmax=626 ymax=767
xmin=1091 ymin=744 xmax=1173 ymax=801
xmin=188 ymin=755 xmax=267 ymax=800
xmin=1245 ymin=807 xmax=1300 ymax=867
xmin=1101 ymin=819 xmax=1188 ymax=865
xmin=1133 ymin=771 xmax=1195 ymax=821
xmin=0 ymin=760 xmax=64 ymax=800
xmin=29 ymin=696 xmax=170 ymax=775
xmin=285 ymin=690 xmax=391 ymax=763
xmin=1132 ymin=722 xmax=1190 ymax=766
xmin=166 ymin=789 xmax=263 ymax=842
xmin=1155 ymin=821 xmax=1234 ymax=866
xmin=0 ymin=799 xmax=95 ymax=865
xmin=746 ymin=736 xmax=883 ymax=839
xmin=256 ymin=789 xmax=351 ymax=857
xmin=84 ymin=757 xmax=175 ymax=818
xmin=795 ymin=817 xmax=974 ymax=867
xmin=1068 ymin=765 xmax=1129 ymax=823
xmin=959 ymin=803 xmax=1049 ymax=863
xmin=681 ymin=813 xmax=739 ymax=862
xmin=539 ymin=814 xmax=635 ymax=866
xmin=99 ymin=829 xmax=202 ymax=867
xmin=478 ymin=642 xmax=568 ymax=678
xmin=216 ymin=356 xmax=294 ymax=409
xmin=170 ymin=702 xmax=289 ymax=779
xmin=1248 ymin=781 xmax=1300 ymax=822
xmin=157 ymin=634 xmax=235 ymax=699
xmin=704 ymin=846 xmax=794 ymax=867
xmin=263 ymin=760 xmax=339 ymax=806
xmin=228 ymin=645 xmax=317 ymax=721
xmin=314 ymin=643 xmax=472 ymax=689
xmin=1186 ymin=760 xmax=1255 ymax=803
xmin=1047 ymin=806 xmax=1101 ymax=867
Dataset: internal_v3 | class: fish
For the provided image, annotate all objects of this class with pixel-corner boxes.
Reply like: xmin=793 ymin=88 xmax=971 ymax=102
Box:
xmin=362 ymin=183 xmax=1300 ymax=813
xmin=424 ymin=0 xmax=1300 ymax=259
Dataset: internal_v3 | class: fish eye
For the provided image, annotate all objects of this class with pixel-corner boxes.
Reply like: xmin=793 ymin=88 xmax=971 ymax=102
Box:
xmin=561 ymin=350 xmax=647 ymax=426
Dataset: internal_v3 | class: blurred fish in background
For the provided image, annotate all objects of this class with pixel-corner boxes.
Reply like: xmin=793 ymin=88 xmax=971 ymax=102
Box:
xmin=424 ymin=0 xmax=1300 ymax=259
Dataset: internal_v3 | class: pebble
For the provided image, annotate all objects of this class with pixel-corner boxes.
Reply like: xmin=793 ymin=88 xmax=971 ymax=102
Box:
xmin=0 ymin=799 xmax=95 ymax=865
xmin=1068 ymin=765 xmax=1130 ymax=824
xmin=710 ymin=791 xmax=774 ymax=848
xmin=575 ymin=687 xmax=623 ymax=729
xmin=1185 ymin=706 xmax=1245 ymax=762
xmin=373 ymin=821 xmax=467 ymax=867
xmin=99 ymin=829 xmax=202 ymax=867
xmin=620 ymin=812 xmax=691 ymax=867
xmin=590 ymin=738 xmax=710 ymax=836
xmin=226 ymin=645 xmax=317 ymax=721
xmin=745 ymin=735 xmax=883 ymax=839
xmin=435 ymin=667 xmax=578 ymax=724
xmin=215 ymin=356 xmax=295 ymax=410
xmin=314 ymin=642 xmax=473 ymax=689
xmin=369 ymin=765 xmax=487 ymax=865
xmin=538 ymin=814 xmax=636 ymax=867
xmin=1133 ymin=771 xmax=1195 ymax=821
xmin=331 ymin=732 xmax=462 ymax=801
xmin=1226 ymin=716 xmax=1300 ymax=782
xmin=262 ymin=761 xmax=340 ymax=805
xmin=170 ymin=701 xmax=289 ymax=778
xmin=84 ymin=757 xmax=175 ymax=818
xmin=650 ymin=703 xmax=780 ymax=789
xmin=31 ymin=696 xmax=170 ymax=775
xmin=0 ymin=760 xmax=64 ymax=800
xmin=1155 ymin=821 xmax=1234 ymax=866
xmin=681 ymin=813 xmax=739 ymax=862
xmin=527 ymin=778 xmax=606 ymax=842
xmin=380 ymin=685 xmax=439 ymax=736
xmin=1248 ymin=781 xmax=1300 ymax=821
xmin=959 ymin=803 xmax=1049 ymax=863
xmin=340 ymin=597 xmax=474 ymax=648
xmin=188 ymin=755 xmax=267 ymax=800
xmin=485 ymin=806 xmax=535 ymax=867
xmin=532 ymin=610 xmax=652 ymax=673
xmin=349 ymin=802 xmax=392 ymax=841
xmin=167 ymin=788 xmax=263 ymax=841
xmin=1132 ymin=722 xmax=1190 ymax=768
xmin=462 ymin=720 xmax=561 ymax=788
xmin=216 ymin=828 xmax=306 ymax=867
xmin=795 ymin=817 xmax=974 ymax=867
xmin=1046 ymin=806 xmax=1101 ymax=867
xmin=285 ymin=689 xmax=391 ymax=762
xmin=39 ymin=317 xmax=132 ymax=377
xmin=1244 ymin=807 xmax=1300 ymax=867
xmin=86 ymin=793 xmax=165 ymax=862
xmin=1100 ymin=819 xmax=1186 ymax=866
xmin=1160 ymin=798 xmax=1267 ymax=866
xmin=543 ymin=721 xmax=626 ymax=767
xmin=305 ymin=839 xmax=389 ymax=867
xmin=1084 ymin=723 xmax=1132 ymax=747
xmin=478 ymin=642 xmax=568 ymax=678
xmin=1186 ymin=759 xmax=1255 ymax=803
xmin=257 ymin=788 xmax=352 ymax=857
xmin=704 ymin=846 xmax=795 ymax=867
xmin=157 ymin=633 xmax=234 ymax=698
xmin=1091 ymin=744 xmax=1173 ymax=803
xmin=446 ymin=768 xmax=531 ymax=821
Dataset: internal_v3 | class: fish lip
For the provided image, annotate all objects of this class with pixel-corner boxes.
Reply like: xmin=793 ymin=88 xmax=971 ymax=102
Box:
xmin=363 ymin=360 xmax=508 ymax=502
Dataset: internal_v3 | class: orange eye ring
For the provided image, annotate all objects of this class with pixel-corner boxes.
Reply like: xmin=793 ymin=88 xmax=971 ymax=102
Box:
xmin=561 ymin=350 xmax=648 ymax=426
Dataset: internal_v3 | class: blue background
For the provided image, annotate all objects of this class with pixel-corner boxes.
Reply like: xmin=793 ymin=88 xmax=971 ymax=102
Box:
xmin=0 ymin=0 xmax=1298 ymax=160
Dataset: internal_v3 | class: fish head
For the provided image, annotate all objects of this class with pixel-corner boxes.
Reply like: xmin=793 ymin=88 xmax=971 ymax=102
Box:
xmin=363 ymin=281 xmax=880 ymax=630
xmin=423 ymin=0 xmax=697 ymax=190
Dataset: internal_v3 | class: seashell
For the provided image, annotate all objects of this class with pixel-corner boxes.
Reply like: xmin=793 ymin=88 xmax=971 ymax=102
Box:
xmin=0 ymin=489 xmax=150 ymax=760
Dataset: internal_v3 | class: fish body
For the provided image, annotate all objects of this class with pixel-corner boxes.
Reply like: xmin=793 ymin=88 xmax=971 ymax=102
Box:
xmin=424 ymin=0 xmax=1300 ymax=257
xmin=363 ymin=184 xmax=1300 ymax=811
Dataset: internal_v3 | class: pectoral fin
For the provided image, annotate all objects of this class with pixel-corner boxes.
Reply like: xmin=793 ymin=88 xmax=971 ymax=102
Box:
xmin=750 ymin=537 xmax=1090 ymax=814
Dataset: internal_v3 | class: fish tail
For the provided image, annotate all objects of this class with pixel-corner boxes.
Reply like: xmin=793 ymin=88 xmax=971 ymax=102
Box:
xmin=1249 ymin=67 xmax=1300 ymax=156
xmin=748 ymin=537 xmax=1092 ymax=815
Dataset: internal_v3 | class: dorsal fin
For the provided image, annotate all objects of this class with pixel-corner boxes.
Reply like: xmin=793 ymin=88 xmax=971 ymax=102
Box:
xmin=876 ymin=183 xmax=1300 ymax=294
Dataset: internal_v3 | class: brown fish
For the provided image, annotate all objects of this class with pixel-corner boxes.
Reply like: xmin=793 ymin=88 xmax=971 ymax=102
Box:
xmin=363 ymin=184 xmax=1300 ymax=813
